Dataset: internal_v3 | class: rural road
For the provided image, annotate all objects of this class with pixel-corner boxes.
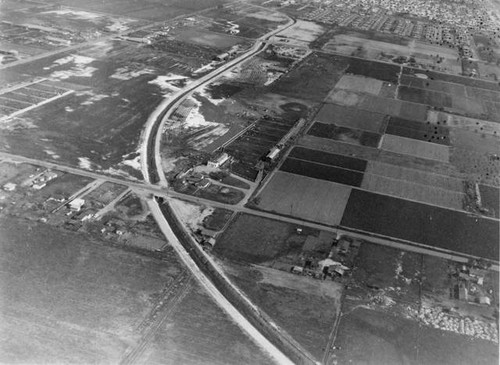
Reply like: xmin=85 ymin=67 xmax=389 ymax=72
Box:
xmin=1 ymin=150 xmax=497 ymax=272
xmin=139 ymin=14 xmax=302 ymax=365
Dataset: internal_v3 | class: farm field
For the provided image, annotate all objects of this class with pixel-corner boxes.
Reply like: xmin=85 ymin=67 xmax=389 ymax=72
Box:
xmin=361 ymin=173 xmax=465 ymax=210
xmin=385 ymin=117 xmax=450 ymax=145
xmin=364 ymin=161 xmax=464 ymax=192
xmin=381 ymin=134 xmax=450 ymax=162
xmin=268 ymin=52 xmax=349 ymax=102
xmin=327 ymin=90 xmax=429 ymax=121
xmin=402 ymin=67 xmax=500 ymax=92
xmin=344 ymin=57 xmax=401 ymax=83
xmin=313 ymin=102 xmax=388 ymax=133
xmin=334 ymin=74 xmax=383 ymax=95
xmin=298 ymin=135 xmax=458 ymax=180
xmin=255 ymin=171 xmax=351 ymax=225
xmin=333 ymin=306 xmax=498 ymax=365
xmin=141 ymin=282 xmax=275 ymax=365
xmin=280 ymin=158 xmax=364 ymax=187
xmin=214 ymin=213 xmax=320 ymax=263
xmin=224 ymin=262 xmax=342 ymax=361
xmin=478 ymin=185 xmax=500 ymax=218
xmin=0 ymin=216 xmax=272 ymax=365
xmin=288 ymin=146 xmax=367 ymax=171
xmin=340 ymin=189 xmax=499 ymax=260
xmin=307 ymin=122 xmax=381 ymax=148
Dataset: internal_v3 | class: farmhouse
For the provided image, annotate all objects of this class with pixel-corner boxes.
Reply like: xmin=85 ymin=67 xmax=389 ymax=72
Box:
xmin=207 ymin=152 xmax=230 ymax=168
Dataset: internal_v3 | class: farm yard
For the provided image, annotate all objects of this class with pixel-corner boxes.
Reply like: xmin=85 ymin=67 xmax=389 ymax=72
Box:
xmin=254 ymin=171 xmax=351 ymax=225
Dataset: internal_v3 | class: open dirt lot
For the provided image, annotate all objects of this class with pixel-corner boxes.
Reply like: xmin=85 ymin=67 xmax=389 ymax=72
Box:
xmin=223 ymin=261 xmax=342 ymax=361
xmin=381 ymin=134 xmax=450 ymax=162
xmin=255 ymin=171 xmax=351 ymax=225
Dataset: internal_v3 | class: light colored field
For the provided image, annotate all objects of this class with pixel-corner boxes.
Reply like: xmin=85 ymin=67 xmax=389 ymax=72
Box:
xmin=381 ymin=134 xmax=450 ymax=162
xmin=335 ymin=75 xmax=383 ymax=95
xmin=257 ymin=171 xmax=351 ymax=225
xmin=323 ymin=35 xmax=460 ymax=73
xmin=428 ymin=110 xmax=500 ymax=137
xmin=365 ymin=161 xmax=464 ymax=192
xmin=274 ymin=20 xmax=324 ymax=43
xmin=326 ymin=89 xmax=363 ymax=106
xmin=361 ymin=173 xmax=464 ymax=210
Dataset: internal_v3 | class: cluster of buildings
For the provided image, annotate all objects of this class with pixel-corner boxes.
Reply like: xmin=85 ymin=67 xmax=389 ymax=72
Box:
xmin=297 ymin=0 xmax=497 ymax=55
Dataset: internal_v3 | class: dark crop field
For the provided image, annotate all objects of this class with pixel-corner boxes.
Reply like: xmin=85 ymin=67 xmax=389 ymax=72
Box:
xmin=269 ymin=52 xmax=349 ymax=102
xmin=308 ymin=122 xmax=381 ymax=148
xmin=345 ymin=57 xmax=400 ymax=83
xmin=280 ymin=158 xmax=364 ymax=187
xmin=314 ymin=103 xmax=388 ymax=133
xmin=341 ymin=189 xmax=499 ymax=260
xmin=225 ymin=116 xmax=296 ymax=180
xmin=288 ymin=146 xmax=367 ymax=171
xmin=385 ymin=117 xmax=450 ymax=145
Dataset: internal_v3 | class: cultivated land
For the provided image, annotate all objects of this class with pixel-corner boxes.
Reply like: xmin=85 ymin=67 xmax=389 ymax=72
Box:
xmin=0 ymin=216 xmax=274 ymax=365
xmin=2 ymin=0 xmax=500 ymax=363
xmin=254 ymin=171 xmax=351 ymax=225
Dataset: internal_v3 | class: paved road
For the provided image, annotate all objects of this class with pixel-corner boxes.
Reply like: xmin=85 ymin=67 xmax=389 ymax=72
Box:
xmin=1 ymin=150 xmax=497 ymax=272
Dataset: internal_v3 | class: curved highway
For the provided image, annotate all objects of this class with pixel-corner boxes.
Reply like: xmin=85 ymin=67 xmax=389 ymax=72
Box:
xmin=139 ymin=15 xmax=320 ymax=365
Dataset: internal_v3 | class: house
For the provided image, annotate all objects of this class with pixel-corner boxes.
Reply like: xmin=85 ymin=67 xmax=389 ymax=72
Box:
xmin=207 ymin=153 xmax=230 ymax=168
xmin=195 ymin=178 xmax=211 ymax=189
xmin=69 ymin=198 xmax=85 ymax=211
xmin=3 ymin=183 xmax=16 ymax=191
xmin=266 ymin=147 xmax=281 ymax=162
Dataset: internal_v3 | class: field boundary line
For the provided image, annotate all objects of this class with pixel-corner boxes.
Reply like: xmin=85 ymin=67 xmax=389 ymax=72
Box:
xmin=0 ymin=90 xmax=74 ymax=122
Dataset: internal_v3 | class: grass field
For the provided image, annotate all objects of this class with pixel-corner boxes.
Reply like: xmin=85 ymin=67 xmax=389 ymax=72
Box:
xmin=313 ymin=103 xmax=387 ymax=133
xmin=341 ymin=189 xmax=499 ymax=260
xmin=214 ymin=213 xmax=318 ymax=263
xmin=361 ymin=173 xmax=465 ymax=210
xmin=255 ymin=171 xmax=351 ymax=225
xmin=0 ymin=216 xmax=273 ymax=365
xmin=334 ymin=306 xmax=498 ymax=365
xmin=381 ymin=134 xmax=450 ymax=162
